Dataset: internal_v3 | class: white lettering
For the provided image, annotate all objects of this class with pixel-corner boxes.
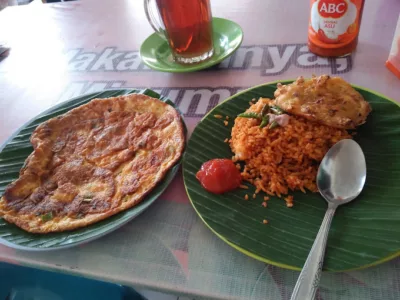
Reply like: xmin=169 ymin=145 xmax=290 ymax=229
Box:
xmin=336 ymin=3 xmax=345 ymax=13
xmin=116 ymin=52 xmax=141 ymax=71
xmin=91 ymin=48 xmax=124 ymax=71
xmin=328 ymin=3 xmax=336 ymax=13
xmin=320 ymin=3 xmax=346 ymax=14
xmin=232 ymin=47 xmax=263 ymax=68
xmin=297 ymin=46 xmax=329 ymax=66
xmin=68 ymin=53 xmax=96 ymax=71
xmin=320 ymin=3 xmax=328 ymax=13
xmin=265 ymin=45 xmax=296 ymax=74
xmin=61 ymin=44 xmax=352 ymax=76
xmin=64 ymin=49 xmax=80 ymax=62
xmin=335 ymin=57 xmax=349 ymax=72
xmin=179 ymin=89 xmax=231 ymax=115
xmin=109 ymin=81 xmax=125 ymax=88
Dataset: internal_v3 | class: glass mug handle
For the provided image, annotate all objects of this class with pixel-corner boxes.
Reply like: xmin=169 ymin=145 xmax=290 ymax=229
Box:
xmin=144 ymin=0 xmax=166 ymax=40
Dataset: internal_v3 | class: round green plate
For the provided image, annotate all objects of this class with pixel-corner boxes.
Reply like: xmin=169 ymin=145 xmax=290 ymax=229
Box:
xmin=183 ymin=80 xmax=400 ymax=272
xmin=0 ymin=89 xmax=185 ymax=251
xmin=139 ymin=17 xmax=243 ymax=73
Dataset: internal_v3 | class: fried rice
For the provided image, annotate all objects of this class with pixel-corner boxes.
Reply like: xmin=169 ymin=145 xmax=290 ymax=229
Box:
xmin=230 ymin=98 xmax=351 ymax=202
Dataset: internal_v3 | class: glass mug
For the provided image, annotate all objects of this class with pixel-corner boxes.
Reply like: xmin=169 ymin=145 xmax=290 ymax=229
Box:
xmin=144 ymin=0 xmax=214 ymax=64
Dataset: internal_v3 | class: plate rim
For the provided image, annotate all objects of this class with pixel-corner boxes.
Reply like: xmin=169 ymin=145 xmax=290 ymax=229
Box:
xmin=183 ymin=79 xmax=400 ymax=272
xmin=139 ymin=17 xmax=244 ymax=73
xmin=0 ymin=88 xmax=185 ymax=251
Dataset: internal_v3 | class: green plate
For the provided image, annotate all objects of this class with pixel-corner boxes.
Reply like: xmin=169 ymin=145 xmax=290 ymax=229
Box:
xmin=139 ymin=17 xmax=243 ymax=73
xmin=0 ymin=89 xmax=185 ymax=251
xmin=183 ymin=80 xmax=400 ymax=272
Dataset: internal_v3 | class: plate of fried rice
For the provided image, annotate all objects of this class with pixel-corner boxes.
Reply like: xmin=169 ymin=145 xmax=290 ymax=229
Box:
xmin=183 ymin=76 xmax=400 ymax=272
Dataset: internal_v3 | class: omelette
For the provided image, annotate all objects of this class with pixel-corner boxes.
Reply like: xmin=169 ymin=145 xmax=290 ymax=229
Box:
xmin=0 ymin=94 xmax=185 ymax=233
xmin=274 ymin=75 xmax=371 ymax=129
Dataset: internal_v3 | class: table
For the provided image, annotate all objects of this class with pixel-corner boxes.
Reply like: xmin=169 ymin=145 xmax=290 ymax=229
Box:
xmin=0 ymin=0 xmax=399 ymax=299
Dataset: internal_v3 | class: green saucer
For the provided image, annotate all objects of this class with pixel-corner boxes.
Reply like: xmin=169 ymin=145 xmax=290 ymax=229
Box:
xmin=139 ymin=17 xmax=243 ymax=73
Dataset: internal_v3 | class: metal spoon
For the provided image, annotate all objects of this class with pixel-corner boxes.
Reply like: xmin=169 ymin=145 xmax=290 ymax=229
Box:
xmin=290 ymin=139 xmax=366 ymax=300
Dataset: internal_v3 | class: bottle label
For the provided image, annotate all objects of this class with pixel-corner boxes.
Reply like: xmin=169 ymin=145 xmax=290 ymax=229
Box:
xmin=309 ymin=0 xmax=363 ymax=47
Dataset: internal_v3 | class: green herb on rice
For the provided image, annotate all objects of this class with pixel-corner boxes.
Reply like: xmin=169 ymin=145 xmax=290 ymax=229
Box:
xmin=237 ymin=112 xmax=261 ymax=119
xmin=269 ymin=121 xmax=279 ymax=129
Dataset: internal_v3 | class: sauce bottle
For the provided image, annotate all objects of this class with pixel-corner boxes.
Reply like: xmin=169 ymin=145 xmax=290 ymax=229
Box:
xmin=308 ymin=0 xmax=365 ymax=57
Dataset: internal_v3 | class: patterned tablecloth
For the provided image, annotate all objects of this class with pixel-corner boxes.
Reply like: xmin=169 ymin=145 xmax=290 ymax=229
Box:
xmin=0 ymin=0 xmax=399 ymax=299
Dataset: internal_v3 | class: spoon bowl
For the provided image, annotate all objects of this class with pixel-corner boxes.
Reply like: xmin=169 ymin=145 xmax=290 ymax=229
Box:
xmin=317 ymin=139 xmax=367 ymax=205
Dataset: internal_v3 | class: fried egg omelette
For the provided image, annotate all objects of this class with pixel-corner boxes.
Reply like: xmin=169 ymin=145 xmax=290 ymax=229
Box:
xmin=274 ymin=75 xmax=371 ymax=129
xmin=0 ymin=94 xmax=185 ymax=233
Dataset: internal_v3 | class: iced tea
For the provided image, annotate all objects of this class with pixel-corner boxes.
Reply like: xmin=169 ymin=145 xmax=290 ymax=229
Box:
xmin=156 ymin=0 xmax=214 ymax=63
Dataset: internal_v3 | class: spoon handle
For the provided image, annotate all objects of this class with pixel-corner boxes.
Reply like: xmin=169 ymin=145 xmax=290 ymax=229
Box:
xmin=290 ymin=204 xmax=337 ymax=300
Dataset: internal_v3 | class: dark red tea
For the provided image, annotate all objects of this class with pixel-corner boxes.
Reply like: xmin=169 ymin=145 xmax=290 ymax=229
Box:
xmin=156 ymin=0 xmax=213 ymax=61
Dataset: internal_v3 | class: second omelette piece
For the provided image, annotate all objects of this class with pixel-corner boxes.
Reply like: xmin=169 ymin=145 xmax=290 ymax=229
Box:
xmin=0 ymin=94 xmax=185 ymax=233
